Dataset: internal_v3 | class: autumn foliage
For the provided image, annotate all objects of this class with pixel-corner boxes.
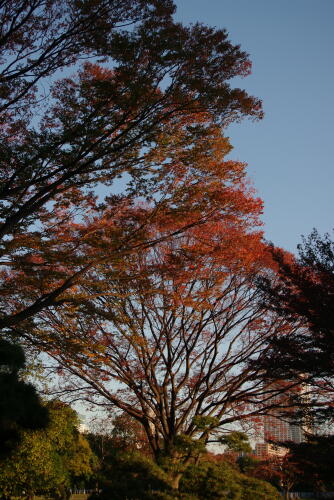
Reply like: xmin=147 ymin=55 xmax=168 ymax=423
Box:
xmin=0 ymin=0 xmax=263 ymax=334
xmin=0 ymin=2 xmax=307 ymax=494
xmin=19 ymin=128 xmax=303 ymax=487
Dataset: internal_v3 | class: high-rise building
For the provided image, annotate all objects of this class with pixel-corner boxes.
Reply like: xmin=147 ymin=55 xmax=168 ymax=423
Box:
xmin=254 ymin=379 xmax=311 ymax=458
xmin=263 ymin=412 xmax=304 ymax=444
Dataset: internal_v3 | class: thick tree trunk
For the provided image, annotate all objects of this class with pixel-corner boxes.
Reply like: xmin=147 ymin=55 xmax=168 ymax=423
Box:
xmin=154 ymin=446 xmax=184 ymax=491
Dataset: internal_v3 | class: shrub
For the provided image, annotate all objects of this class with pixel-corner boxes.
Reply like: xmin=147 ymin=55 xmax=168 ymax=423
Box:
xmin=180 ymin=460 xmax=281 ymax=500
xmin=89 ymin=453 xmax=280 ymax=500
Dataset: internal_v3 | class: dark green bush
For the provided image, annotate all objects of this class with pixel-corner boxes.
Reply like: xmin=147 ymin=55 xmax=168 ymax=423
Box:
xmin=89 ymin=453 xmax=280 ymax=500
xmin=88 ymin=452 xmax=173 ymax=500
xmin=180 ymin=460 xmax=281 ymax=500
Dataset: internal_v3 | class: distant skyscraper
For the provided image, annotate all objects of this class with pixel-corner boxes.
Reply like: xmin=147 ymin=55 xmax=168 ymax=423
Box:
xmin=263 ymin=411 xmax=304 ymax=444
xmin=254 ymin=379 xmax=311 ymax=458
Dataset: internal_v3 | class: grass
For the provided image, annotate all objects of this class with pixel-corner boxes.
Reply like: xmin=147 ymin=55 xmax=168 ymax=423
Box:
xmin=16 ymin=496 xmax=90 ymax=500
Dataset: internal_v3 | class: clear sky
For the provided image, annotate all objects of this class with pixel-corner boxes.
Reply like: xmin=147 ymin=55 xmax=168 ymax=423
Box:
xmin=175 ymin=0 xmax=334 ymax=253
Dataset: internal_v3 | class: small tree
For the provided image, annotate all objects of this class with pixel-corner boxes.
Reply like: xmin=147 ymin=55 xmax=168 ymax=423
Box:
xmin=220 ymin=431 xmax=252 ymax=454
xmin=109 ymin=412 xmax=151 ymax=456
xmin=254 ymin=455 xmax=301 ymax=500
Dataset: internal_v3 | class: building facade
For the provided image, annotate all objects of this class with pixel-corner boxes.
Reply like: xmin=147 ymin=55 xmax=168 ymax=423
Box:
xmin=254 ymin=380 xmax=311 ymax=458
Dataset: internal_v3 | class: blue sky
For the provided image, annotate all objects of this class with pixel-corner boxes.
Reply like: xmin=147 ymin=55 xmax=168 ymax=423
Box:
xmin=175 ymin=0 xmax=334 ymax=252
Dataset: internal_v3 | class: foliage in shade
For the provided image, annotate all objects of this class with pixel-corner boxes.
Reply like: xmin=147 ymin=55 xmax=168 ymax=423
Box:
xmin=0 ymin=400 xmax=96 ymax=497
xmin=88 ymin=452 xmax=173 ymax=500
xmin=86 ymin=412 xmax=152 ymax=488
xmin=272 ymin=434 xmax=334 ymax=492
xmin=88 ymin=453 xmax=280 ymax=500
xmin=256 ymin=229 xmax=334 ymax=422
xmin=0 ymin=338 xmax=48 ymax=458
xmin=252 ymin=453 xmax=302 ymax=500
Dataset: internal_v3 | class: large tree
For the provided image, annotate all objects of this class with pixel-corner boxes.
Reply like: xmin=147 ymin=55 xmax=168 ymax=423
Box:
xmin=0 ymin=0 xmax=262 ymax=333
xmin=23 ymin=157 xmax=302 ymax=488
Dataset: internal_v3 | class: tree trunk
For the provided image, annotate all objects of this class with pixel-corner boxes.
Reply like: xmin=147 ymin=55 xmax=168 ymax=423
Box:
xmin=168 ymin=472 xmax=183 ymax=490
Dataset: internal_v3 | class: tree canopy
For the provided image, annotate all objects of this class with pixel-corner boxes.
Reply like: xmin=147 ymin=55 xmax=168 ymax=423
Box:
xmin=0 ymin=3 xmax=299 ymax=497
xmin=220 ymin=431 xmax=252 ymax=454
xmin=24 ymin=145 xmax=301 ymax=486
xmin=257 ymin=230 xmax=334 ymax=422
xmin=0 ymin=0 xmax=262 ymax=333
